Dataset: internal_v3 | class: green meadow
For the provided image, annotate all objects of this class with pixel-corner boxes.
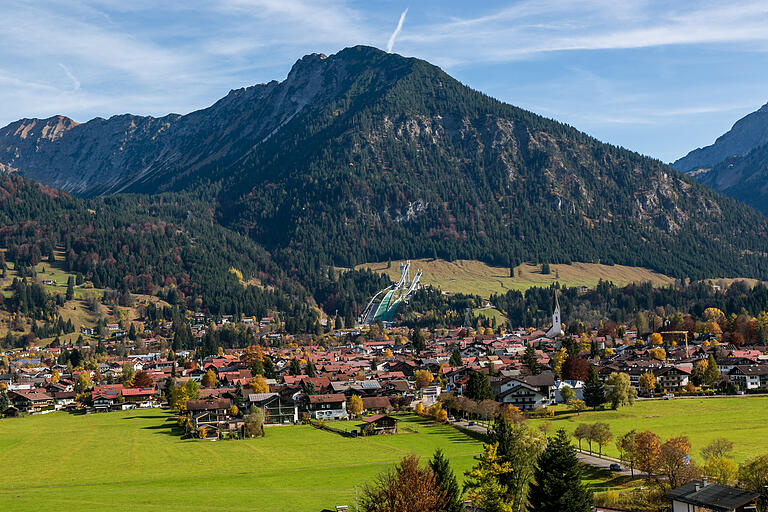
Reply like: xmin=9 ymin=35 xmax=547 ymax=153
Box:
xmin=0 ymin=410 xmax=482 ymax=512
xmin=532 ymin=397 xmax=768 ymax=463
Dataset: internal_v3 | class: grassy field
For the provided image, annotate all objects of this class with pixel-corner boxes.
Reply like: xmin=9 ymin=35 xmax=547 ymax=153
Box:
xmin=531 ymin=397 xmax=768 ymax=463
xmin=0 ymin=410 xmax=483 ymax=512
xmin=356 ymin=259 xmax=676 ymax=298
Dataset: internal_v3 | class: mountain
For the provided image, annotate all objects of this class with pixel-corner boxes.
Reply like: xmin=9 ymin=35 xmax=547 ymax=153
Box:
xmin=672 ymin=103 xmax=768 ymax=213
xmin=4 ymin=45 xmax=768 ymax=284
xmin=672 ymin=102 xmax=768 ymax=173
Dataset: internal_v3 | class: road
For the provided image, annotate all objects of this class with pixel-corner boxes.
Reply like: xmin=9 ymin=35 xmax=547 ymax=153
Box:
xmin=451 ymin=419 xmax=636 ymax=477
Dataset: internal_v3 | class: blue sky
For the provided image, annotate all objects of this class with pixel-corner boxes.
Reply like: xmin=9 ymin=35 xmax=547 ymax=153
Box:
xmin=1 ymin=1 xmax=768 ymax=162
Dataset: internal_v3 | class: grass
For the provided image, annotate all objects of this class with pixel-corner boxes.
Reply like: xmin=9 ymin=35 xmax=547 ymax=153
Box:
xmin=530 ymin=397 xmax=768 ymax=464
xmin=0 ymin=410 xmax=483 ymax=512
xmin=356 ymin=259 xmax=676 ymax=298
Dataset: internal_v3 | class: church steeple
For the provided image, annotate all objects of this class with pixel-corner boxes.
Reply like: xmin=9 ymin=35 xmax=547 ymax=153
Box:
xmin=545 ymin=288 xmax=563 ymax=337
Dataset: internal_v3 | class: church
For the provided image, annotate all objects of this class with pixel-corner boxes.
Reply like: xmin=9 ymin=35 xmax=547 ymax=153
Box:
xmin=545 ymin=290 xmax=563 ymax=338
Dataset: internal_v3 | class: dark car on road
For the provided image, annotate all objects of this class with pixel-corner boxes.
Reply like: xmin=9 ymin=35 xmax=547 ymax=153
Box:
xmin=609 ymin=463 xmax=622 ymax=471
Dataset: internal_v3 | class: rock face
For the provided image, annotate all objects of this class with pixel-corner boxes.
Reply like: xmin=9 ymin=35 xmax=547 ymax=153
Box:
xmin=672 ymin=102 xmax=768 ymax=212
xmin=673 ymin=102 xmax=768 ymax=173
xmin=0 ymin=52 xmax=350 ymax=195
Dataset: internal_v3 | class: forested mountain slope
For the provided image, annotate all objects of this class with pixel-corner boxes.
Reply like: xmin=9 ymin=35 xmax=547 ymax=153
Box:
xmin=2 ymin=46 xmax=768 ymax=283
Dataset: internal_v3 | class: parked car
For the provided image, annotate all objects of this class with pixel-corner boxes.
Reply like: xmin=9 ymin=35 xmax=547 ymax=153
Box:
xmin=609 ymin=463 xmax=622 ymax=471
xmin=662 ymin=393 xmax=675 ymax=400
xmin=468 ymin=421 xmax=476 ymax=426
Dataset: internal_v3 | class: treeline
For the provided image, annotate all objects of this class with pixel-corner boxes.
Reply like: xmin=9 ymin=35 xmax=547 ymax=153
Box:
xmin=491 ymin=280 xmax=768 ymax=332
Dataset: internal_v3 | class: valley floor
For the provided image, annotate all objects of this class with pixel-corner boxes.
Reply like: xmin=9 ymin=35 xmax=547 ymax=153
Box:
xmin=0 ymin=410 xmax=482 ymax=512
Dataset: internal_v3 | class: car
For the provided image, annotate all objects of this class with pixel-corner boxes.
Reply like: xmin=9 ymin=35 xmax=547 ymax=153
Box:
xmin=662 ymin=393 xmax=675 ymax=400
xmin=609 ymin=463 xmax=622 ymax=471
xmin=468 ymin=421 xmax=476 ymax=426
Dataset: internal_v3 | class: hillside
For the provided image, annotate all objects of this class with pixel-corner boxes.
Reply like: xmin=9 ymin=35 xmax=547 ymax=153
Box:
xmin=673 ymin=102 xmax=768 ymax=212
xmin=356 ymin=259 xmax=676 ymax=297
xmin=673 ymin=102 xmax=768 ymax=172
xmin=3 ymin=46 xmax=768 ymax=285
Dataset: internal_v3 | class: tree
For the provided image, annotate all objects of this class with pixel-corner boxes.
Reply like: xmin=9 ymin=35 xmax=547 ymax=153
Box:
xmin=493 ymin=419 xmax=545 ymax=511
xmin=411 ymin=328 xmax=426 ymax=354
xmin=361 ymin=455 xmax=445 ymax=512
xmin=560 ymin=386 xmax=575 ymax=404
xmin=562 ymin=355 xmax=589 ymax=381
xmin=249 ymin=375 xmax=269 ymax=394
xmin=527 ymin=429 xmax=592 ymax=512
xmin=305 ymin=359 xmax=316 ymax=377
xmin=573 ymin=423 xmax=590 ymax=451
xmin=464 ymin=443 xmax=513 ymax=512
xmin=415 ymin=402 xmax=424 ymax=415
xmin=583 ymin=366 xmax=605 ymax=410
xmin=163 ymin=377 xmax=175 ymax=402
xmin=701 ymin=438 xmax=734 ymax=461
xmin=702 ymin=456 xmax=738 ymax=485
xmin=243 ymin=409 xmax=264 ymax=437
xmin=289 ymin=358 xmax=301 ymax=376
xmin=522 ymin=345 xmax=539 ymax=375
xmin=701 ymin=438 xmax=736 ymax=485
xmin=429 ymin=449 xmax=463 ymax=512
xmin=541 ymin=263 xmax=551 ymax=275
xmin=132 ymin=370 xmax=153 ymax=388
xmin=569 ymin=399 xmax=586 ymax=415
xmin=74 ymin=372 xmax=92 ymax=393
xmin=0 ymin=390 xmax=9 ymax=414
xmin=604 ymin=372 xmax=636 ymax=409
xmin=465 ymin=371 xmax=493 ymax=401
xmin=639 ymin=372 xmax=656 ymax=395
xmin=591 ymin=423 xmax=612 ymax=457
xmin=201 ymin=369 xmax=217 ymax=388
xmin=348 ymin=395 xmax=363 ymax=417
xmin=649 ymin=332 xmax=663 ymax=346
xmin=262 ymin=356 xmax=276 ymax=379
xmin=635 ymin=430 xmax=661 ymax=478
xmin=705 ymin=353 xmax=720 ymax=386
xmin=616 ymin=430 xmax=639 ymax=477
xmin=449 ymin=349 xmax=462 ymax=367
xmin=414 ymin=369 xmax=434 ymax=389
xmin=660 ymin=436 xmax=697 ymax=489
xmin=739 ymin=454 xmax=768 ymax=512
xmin=66 ymin=276 xmax=74 ymax=301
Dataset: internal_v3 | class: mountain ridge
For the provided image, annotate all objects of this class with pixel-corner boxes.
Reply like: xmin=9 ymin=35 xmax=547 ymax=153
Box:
xmin=3 ymin=46 xmax=768 ymax=282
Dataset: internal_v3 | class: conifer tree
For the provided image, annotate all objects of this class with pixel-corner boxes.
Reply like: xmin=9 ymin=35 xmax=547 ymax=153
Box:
xmin=522 ymin=345 xmax=540 ymax=375
xmin=527 ymin=429 xmax=592 ymax=512
xmin=583 ymin=366 xmax=605 ymax=410
xmin=429 ymin=448 xmax=463 ymax=512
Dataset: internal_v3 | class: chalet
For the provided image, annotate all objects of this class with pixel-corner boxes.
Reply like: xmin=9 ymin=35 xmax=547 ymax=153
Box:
xmin=8 ymin=390 xmax=54 ymax=413
xmin=653 ymin=366 xmax=691 ymax=393
xmin=246 ymin=393 xmax=298 ymax=424
xmin=665 ymin=480 xmax=759 ymax=512
xmin=494 ymin=373 xmax=556 ymax=409
xmin=729 ymin=365 xmax=768 ymax=390
xmin=106 ymin=323 xmax=120 ymax=333
xmin=121 ymin=387 xmax=158 ymax=407
xmin=357 ymin=414 xmax=398 ymax=436
xmin=187 ymin=398 xmax=237 ymax=438
xmin=361 ymin=396 xmax=392 ymax=414
xmin=42 ymin=279 xmax=56 ymax=285
xmin=329 ymin=379 xmax=381 ymax=397
xmin=92 ymin=389 xmax=122 ymax=412
xmin=306 ymin=394 xmax=348 ymax=420
xmin=52 ymin=391 xmax=76 ymax=409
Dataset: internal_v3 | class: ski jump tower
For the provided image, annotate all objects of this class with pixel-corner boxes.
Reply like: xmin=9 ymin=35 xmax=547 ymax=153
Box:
xmin=360 ymin=261 xmax=422 ymax=325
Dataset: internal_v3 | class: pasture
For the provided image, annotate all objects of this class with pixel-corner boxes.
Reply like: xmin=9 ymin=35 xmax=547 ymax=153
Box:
xmin=532 ymin=396 xmax=768 ymax=463
xmin=0 ymin=410 xmax=482 ymax=512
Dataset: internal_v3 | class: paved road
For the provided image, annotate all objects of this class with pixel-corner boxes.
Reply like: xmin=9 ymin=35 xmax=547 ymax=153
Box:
xmin=451 ymin=419 xmax=636 ymax=477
